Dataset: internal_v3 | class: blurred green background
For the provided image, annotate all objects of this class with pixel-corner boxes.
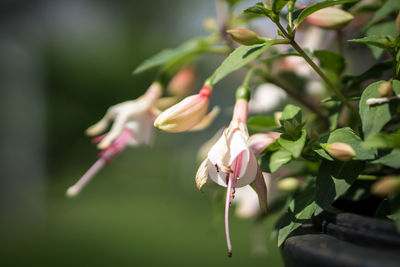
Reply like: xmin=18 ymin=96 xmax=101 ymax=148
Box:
xmin=0 ymin=0 xmax=283 ymax=266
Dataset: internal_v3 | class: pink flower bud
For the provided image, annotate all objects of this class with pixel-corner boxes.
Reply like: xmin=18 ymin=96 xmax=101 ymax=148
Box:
xmin=306 ymin=7 xmax=354 ymax=30
xmin=371 ymin=176 xmax=400 ymax=197
xmin=226 ymin=29 xmax=265 ymax=46
xmin=154 ymin=85 xmax=212 ymax=132
xmin=167 ymin=66 xmax=196 ymax=97
xmin=378 ymin=81 xmax=393 ymax=97
xmin=324 ymin=142 xmax=356 ymax=162
xmin=248 ymin=132 xmax=281 ymax=155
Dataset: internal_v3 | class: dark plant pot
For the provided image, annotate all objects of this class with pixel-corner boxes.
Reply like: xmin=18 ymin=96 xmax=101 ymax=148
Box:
xmin=281 ymin=207 xmax=400 ymax=267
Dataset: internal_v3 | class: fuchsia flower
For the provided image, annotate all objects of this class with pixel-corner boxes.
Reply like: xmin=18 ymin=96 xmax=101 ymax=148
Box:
xmin=195 ymin=87 xmax=267 ymax=257
xmin=66 ymin=83 xmax=162 ymax=197
xmin=154 ymin=81 xmax=219 ymax=132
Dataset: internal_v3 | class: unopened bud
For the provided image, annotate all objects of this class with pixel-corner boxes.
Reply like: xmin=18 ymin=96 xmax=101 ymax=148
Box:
xmin=371 ymin=176 xmax=400 ymax=197
xmin=226 ymin=29 xmax=265 ymax=46
xmin=378 ymin=81 xmax=393 ymax=97
xmin=203 ymin=17 xmax=217 ymax=32
xmin=324 ymin=142 xmax=356 ymax=162
xmin=306 ymin=7 xmax=354 ymax=30
xmin=277 ymin=177 xmax=299 ymax=192
xmin=154 ymin=85 xmax=212 ymax=132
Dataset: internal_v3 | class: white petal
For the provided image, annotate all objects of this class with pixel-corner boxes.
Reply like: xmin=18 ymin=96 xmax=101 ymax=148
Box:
xmin=125 ymin=112 xmax=154 ymax=146
xmin=236 ymin=152 xmax=257 ymax=187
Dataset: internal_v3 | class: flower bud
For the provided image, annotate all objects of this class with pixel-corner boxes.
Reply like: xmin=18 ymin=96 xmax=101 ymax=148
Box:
xmin=226 ymin=29 xmax=265 ymax=46
xmin=396 ymin=12 xmax=400 ymax=35
xmin=371 ymin=176 xmax=400 ymax=197
xmin=154 ymin=85 xmax=212 ymax=132
xmin=167 ymin=66 xmax=196 ymax=97
xmin=378 ymin=81 xmax=393 ymax=97
xmin=274 ymin=112 xmax=282 ymax=127
xmin=306 ymin=7 xmax=354 ymax=30
xmin=324 ymin=142 xmax=356 ymax=162
xmin=248 ymin=132 xmax=281 ymax=155
xmin=277 ymin=177 xmax=299 ymax=193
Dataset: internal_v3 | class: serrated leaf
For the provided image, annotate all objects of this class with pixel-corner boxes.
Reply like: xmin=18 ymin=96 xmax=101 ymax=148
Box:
xmin=213 ymin=42 xmax=273 ymax=84
xmin=277 ymin=179 xmax=315 ymax=247
xmin=293 ymin=0 xmax=359 ymax=26
xmin=278 ymin=130 xmax=307 ymax=158
xmin=365 ymin=21 xmax=397 ymax=59
xmin=247 ymin=116 xmax=277 ymax=132
xmin=314 ymin=127 xmax=377 ymax=161
xmin=315 ymin=159 xmax=364 ymax=214
xmin=133 ymin=38 xmax=208 ymax=74
xmin=363 ymin=0 xmax=400 ymax=30
xmin=359 ymin=80 xmax=400 ymax=138
xmin=349 ymin=35 xmax=396 ymax=52
xmin=372 ymin=148 xmax=400 ymax=168
xmin=242 ymin=2 xmax=276 ymax=20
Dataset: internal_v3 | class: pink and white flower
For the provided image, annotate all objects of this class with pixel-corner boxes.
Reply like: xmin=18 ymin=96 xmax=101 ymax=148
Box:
xmin=195 ymin=98 xmax=267 ymax=257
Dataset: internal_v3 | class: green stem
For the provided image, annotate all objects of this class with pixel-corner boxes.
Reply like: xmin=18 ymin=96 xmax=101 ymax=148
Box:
xmin=276 ymin=22 xmax=361 ymax=122
xmin=243 ymin=67 xmax=256 ymax=87
xmin=357 ymin=175 xmax=378 ymax=181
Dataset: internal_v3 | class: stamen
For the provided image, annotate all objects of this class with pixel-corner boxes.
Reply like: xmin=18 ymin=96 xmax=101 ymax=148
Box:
xmin=66 ymin=158 xmax=106 ymax=197
xmin=225 ymin=172 xmax=233 ymax=258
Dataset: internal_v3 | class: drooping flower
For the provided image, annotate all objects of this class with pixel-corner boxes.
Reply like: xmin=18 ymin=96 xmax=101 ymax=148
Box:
xmin=154 ymin=80 xmax=219 ymax=132
xmin=86 ymin=82 xmax=163 ymax=149
xmin=195 ymin=86 xmax=267 ymax=257
xmin=66 ymin=82 xmax=163 ymax=197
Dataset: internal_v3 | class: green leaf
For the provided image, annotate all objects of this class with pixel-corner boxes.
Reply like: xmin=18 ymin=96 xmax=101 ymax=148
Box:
xmin=272 ymin=0 xmax=289 ymax=14
xmin=293 ymin=0 xmax=359 ymax=26
xmin=372 ymin=148 xmax=400 ymax=168
xmin=212 ymin=42 xmax=273 ymax=84
xmin=365 ymin=21 xmax=397 ymax=59
xmin=314 ymin=127 xmax=377 ymax=161
xmin=261 ymin=148 xmax=292 ymax=173
xmin=363 ymin=0 xmax=400 ymax=30
xmin=277 ymin=178 xmax=315 ymax=247
xmin=133 ymin=38 xmax=208 ymax=74
xmin=349 ymin=35 xmax=397 ymax=52
xmin=359 ymin=80 xmax=400 ymax=138
xmin=280 ymin=104 xmax=302 ymax=123
xmin=242 ymin=2 xmax=276 ymax=21
xmin=315 ymin=159 xmax=364 ymax=214
xmin=278 ymin=130 xmax=307 ymax=158
xmin=247 ymin=116 xmax=277 ymax=132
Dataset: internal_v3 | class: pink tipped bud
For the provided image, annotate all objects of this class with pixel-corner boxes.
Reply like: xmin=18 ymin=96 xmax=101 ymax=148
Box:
xmin=378 ymin=81 xmax=393 ymax=97
xmin=226 ymin=29 xmax=265 ymax=46
xmin=167 ymin=66 xmax=196 ymax=97
xmin=371 ymin=176 xmax=400 ymax=197
xmin=306 ymin=7 xmax=354 ymax=30
xmin=324 ymin=142 xmax=356 ymax=162
xmin=277 ymin=177 xmax=299 ymax=193
xmin=248 ymin=132 xmax=281 ymax=155
xmin=154 ymin=85 xmax=212 ymax=132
